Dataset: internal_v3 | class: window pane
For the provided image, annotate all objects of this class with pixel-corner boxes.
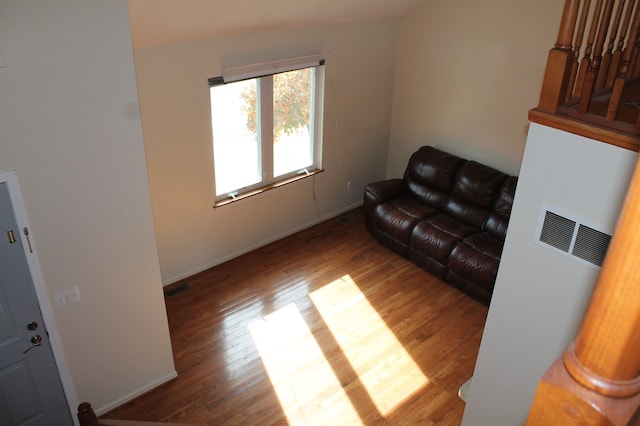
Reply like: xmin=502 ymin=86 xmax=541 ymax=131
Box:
xmin=211 ymin=79 xmax=260 ymax=196
xmin=273 ymin=68 xmax=313 ymax=177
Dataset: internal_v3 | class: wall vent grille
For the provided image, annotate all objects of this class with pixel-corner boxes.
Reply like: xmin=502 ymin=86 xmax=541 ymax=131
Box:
xmin=572 ymin=225 xmax=611 ymax=266
xmin=536 ymin=205 xmax=612 ymax=268
xmin=539 ymin=211 xmax=576 ymax=253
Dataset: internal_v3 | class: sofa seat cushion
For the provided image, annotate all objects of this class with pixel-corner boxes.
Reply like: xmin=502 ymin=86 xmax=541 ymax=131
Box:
xmin=411 ymin=221 xmax=457 ymax=262
xmin=448 ymin=233 xmax=504 ymax=300
xmin=390 ymin=196 xmax=440 ymax=220
xmin=369 ymin=196 xmax=439 ymax=256
xmin=463 ymin=232 xmax=504 ymax=260
xmin=427 ymin=214 xmax=479 ymax=240
xmin=409 ymin=216 xmax=479 ymax=279
xmin=410 ymin=215 xmax=479 ymax=263
xmin=409 ymin=222 xmax=457 ymax=277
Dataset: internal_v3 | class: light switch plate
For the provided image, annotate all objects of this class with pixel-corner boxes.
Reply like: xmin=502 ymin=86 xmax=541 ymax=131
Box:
xmin=55 ymin=286 xmax=81 ymax=307
xmin=0 ymin=46 xmax=6 ymax=68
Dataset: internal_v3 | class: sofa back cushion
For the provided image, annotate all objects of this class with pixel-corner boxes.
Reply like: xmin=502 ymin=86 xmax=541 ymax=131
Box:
xmin=443 ymin=161 xmax=507 ymax=229
xmin=484 ymin=176 xmax=518 ymax=239
xmin=403 ymin=146 xmax=465 ymax=209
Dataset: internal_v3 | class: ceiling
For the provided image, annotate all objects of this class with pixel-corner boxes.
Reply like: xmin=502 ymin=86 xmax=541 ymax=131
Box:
xmin=127 ymin=0 xmax=425 ymax=48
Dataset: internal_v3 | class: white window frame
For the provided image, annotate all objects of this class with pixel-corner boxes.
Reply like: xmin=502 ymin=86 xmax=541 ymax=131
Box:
xmin=209 ymin=55 xmax=325 ymax=205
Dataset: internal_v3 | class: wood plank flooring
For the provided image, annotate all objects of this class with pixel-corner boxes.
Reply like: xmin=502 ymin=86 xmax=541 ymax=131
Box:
xmin=103 ymin=208 xmax=488 ymax=425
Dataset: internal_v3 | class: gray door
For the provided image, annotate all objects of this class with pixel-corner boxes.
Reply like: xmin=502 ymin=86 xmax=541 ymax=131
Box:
xmin=0 ymin=182 xmax=73 ymax=425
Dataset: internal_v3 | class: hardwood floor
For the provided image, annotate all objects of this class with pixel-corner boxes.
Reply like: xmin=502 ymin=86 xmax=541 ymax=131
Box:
xmin=103 ymin=208 xmax=488 ymax=425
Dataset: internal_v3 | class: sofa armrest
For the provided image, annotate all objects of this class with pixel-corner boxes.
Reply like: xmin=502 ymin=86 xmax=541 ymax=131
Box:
xmin=364 ymin=179 xmax=407 ymax=204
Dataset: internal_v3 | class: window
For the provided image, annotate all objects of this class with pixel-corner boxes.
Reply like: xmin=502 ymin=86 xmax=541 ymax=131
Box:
xmin=209 ymin=55 xmax=325 ymax=204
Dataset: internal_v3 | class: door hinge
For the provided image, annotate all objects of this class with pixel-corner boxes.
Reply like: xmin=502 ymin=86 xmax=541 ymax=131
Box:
xmin=7 ymin=230 xmax=16 ymax=244
xmin=23 ymin=227 xmax=33 ymax=253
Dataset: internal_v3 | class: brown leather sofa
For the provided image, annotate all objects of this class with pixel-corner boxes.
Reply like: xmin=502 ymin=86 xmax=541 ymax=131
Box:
xmin=364 ymin=146 xmax=517 ymax=305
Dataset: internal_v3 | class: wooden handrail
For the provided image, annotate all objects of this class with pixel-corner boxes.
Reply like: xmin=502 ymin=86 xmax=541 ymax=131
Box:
xmin=77 ymin=403 xmax=193 ymax=426
xmin=526 ymin=153 xmax=640 ymax=424
xmin=78 ymin=402 xmax=100 ymax=426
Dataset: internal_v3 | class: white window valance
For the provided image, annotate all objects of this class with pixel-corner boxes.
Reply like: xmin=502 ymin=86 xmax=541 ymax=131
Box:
xmin=220 ymin=54 xmax=324 ymax=84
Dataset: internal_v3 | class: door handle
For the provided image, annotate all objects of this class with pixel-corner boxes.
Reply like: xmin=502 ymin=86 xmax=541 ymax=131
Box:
xmin=23 ymin=335 xmax=42 ymax=354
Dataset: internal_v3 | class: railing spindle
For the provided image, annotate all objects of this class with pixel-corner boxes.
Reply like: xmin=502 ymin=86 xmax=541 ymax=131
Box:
xmin=607 ymin=0 xmax=637 ymax=86
xmin=607 ymin=3 xmax=640 ymax=120
xmin=569 ymin=0 xmax=593 ymax=100
xmin=631 ymin=35 xmax=640 ymax=77
xmin=576 ymin=0 xmax=605 ymax=102
xmin=579 ymin=0 xmax=616 ymax=113
xmin=559 ymin=0 xmax=584 ymax=48
xmin=597 ymin=0 xmax=626 ymax=89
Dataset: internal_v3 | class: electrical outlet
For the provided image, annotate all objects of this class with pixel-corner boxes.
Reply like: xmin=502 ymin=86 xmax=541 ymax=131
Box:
xmin=55 ymin=286 xmax=81 ymax=307
xmin=346 ymin=179 xmax=353 ymax=191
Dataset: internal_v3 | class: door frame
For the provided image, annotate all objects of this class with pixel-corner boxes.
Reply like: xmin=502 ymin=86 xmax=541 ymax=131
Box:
xmin=0 ymin=169 xmax=79 ymax=424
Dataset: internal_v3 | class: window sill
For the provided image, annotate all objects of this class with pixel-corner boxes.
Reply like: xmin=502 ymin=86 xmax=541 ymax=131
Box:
xmin=214 ymin=168 xmax=324 ymax=208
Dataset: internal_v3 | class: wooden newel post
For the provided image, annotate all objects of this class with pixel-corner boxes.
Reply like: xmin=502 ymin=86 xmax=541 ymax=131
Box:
xmin=77 ymin=402 xmax=100 ymax=426
xmin=538 ymin=0 xmax=581 ymax=113
xmin=565 ymin=165 xmax=640 ymax=398
xmin=527 ymin=154 xmax=640 ymax=425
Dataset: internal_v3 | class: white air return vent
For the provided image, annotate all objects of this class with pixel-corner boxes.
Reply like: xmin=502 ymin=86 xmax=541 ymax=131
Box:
xmin=536 ymin=204 xmax=612 ymax=268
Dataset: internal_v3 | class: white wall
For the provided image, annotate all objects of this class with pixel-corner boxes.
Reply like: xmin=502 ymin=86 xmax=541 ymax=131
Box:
xmin=0 ymin=0 xmax=175 ymax=414
xmin=462 ymin=124 xmax=638 ymax=425
xmin=388 ymin=0 xmax=564 ymax=178
xmin=133 ymin=20 xmax=398 ymax=284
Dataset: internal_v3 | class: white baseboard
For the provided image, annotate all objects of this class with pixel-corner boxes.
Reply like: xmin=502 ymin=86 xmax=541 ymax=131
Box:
xmin=95 ymin=370 xmax=178 ymax=416
xmin=162 ymin=202 xmax=363 ymax=286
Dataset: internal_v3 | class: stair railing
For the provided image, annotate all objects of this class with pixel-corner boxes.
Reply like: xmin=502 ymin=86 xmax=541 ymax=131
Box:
xmin=77 ymin=402 xmax=192 ymax=426
xmin=532 ymin=0 xmax=640 ymax=150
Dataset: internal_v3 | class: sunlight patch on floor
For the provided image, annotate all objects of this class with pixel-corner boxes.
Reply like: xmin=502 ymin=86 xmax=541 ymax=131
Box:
xmin=310 ymin=275 xmax=429 ymax=416
xmin=248 ymin=303 xmax=363 ymax=425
